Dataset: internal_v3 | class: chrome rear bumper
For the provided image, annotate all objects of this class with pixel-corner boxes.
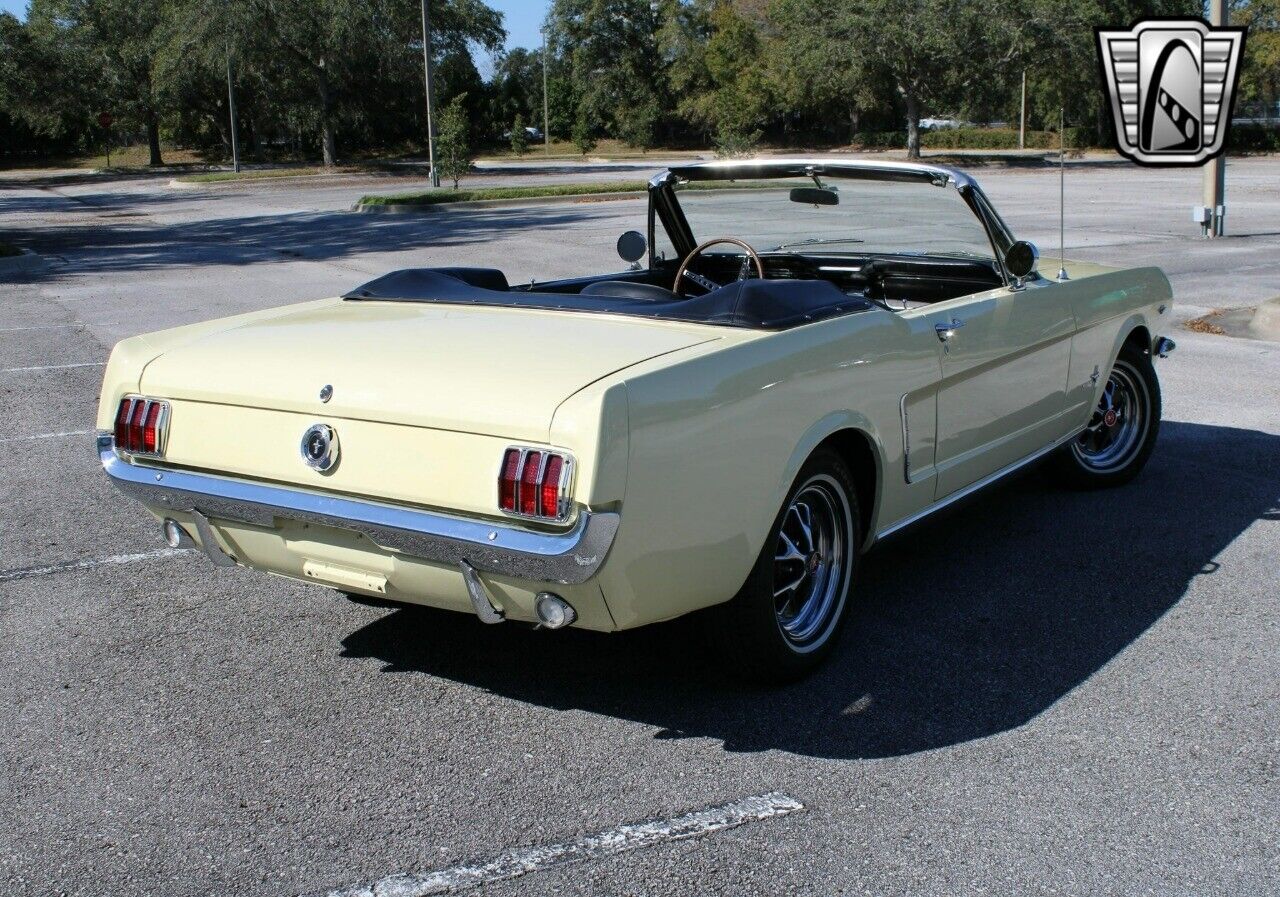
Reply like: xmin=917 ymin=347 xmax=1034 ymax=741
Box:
xmin=97 ymin=434 xmax=617 ymax=585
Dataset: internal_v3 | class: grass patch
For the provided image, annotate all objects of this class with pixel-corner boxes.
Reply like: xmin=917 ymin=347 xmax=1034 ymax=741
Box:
xmin=475 ymin=137 xmax=707 ymax=161
xmin=358 ymin=179 xmax=787 ymax=208
xmin=359 ymin=181 xmax=651 ymax=207
xmin=178 ymin=166 xmax=366 ymax=184
xmin=0 ymin=241 xmax=21 ymax=257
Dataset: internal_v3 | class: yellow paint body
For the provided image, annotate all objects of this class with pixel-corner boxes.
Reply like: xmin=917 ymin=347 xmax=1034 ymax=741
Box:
xmin=98 ymin=259 xmax=1172 ymax=631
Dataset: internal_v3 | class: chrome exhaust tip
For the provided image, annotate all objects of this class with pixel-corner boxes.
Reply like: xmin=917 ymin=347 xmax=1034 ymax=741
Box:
xmin=535 ymin=592 xmax=577 ymax=629
xmin=162 ymin=518 xmax=191 ymax=549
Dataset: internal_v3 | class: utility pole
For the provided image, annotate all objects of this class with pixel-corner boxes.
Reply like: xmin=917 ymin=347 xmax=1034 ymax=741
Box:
xmin=1019 ymin=70 xmax=1027 ymax=150
xmin=542 ymin=26 xmax=551 ymax=154
xmin=1202 ymin=0 xmax=1227 ymax=237
xmin=226 ymin=46 xmax=241 ymax=174
xmin=420 ymin=0 xmax=440 ymax=187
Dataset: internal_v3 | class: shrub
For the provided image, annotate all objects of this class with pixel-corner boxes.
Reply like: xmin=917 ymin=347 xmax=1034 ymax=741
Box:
xmin=571 ymin=114 xmax=597 ymax=156
xmin=855 ymin=127 xmax=1100 ymax=151
xmin=713 ymin=127 xmax=762 ymax=158
xmin=852 ymin=131 xmax=906 ymax=149
xmin=435 ymin=93 xmax=471 ymax=189
xmin=1228 ymin=125 xmax=1280 ymax=154
xmin=509 ymin=113 xmax=529 ymax=156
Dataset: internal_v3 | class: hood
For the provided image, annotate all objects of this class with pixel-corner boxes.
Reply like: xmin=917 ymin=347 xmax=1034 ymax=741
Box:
xmin=139 ymin=299 xmax=718 ymax=442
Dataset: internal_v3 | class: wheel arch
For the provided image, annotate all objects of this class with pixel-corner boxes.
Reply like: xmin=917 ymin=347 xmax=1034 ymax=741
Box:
xmin=779 ymin=413 xmax=883 ymax=552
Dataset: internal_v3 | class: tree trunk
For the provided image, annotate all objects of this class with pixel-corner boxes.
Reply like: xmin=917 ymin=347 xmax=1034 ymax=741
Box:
xmin=316 ymin=65 xmax=337 ymax=167
xmin=146 ymin=111 xmax=163 ymax=166
xmin=848 ymin=107 xmax=860 ymax=143
xmin=904 ymin=91 xmax=921 ymax=160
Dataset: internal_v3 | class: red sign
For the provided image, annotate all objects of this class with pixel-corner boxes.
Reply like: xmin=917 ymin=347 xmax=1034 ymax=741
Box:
xmin=97 ymin=112 xmax=114 ymax=128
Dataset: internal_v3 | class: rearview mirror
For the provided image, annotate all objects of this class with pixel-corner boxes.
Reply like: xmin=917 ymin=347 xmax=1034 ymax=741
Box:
xmin=1004 ymin=240 xmax=1039 ymax=279
xmin=616 ymin=230 xmax=647 ymax=264
xmin=789 ymin=187 xmax=839 ymax=207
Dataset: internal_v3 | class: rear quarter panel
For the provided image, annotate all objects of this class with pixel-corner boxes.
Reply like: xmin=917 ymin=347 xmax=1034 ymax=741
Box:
xmin=579 ymin=309 xmax=940 ymax=629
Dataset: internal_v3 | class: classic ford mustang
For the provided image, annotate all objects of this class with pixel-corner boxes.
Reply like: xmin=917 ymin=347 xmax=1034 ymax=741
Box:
xmin=98 ymin=158 xmax=1175 ymax=679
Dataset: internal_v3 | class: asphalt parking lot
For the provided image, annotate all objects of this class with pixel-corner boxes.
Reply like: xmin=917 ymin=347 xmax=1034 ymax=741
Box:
xmin=1 ymin=158 xmax=1278 ymax=896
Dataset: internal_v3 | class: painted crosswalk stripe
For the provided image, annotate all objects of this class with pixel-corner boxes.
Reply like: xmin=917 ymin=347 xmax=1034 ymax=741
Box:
xmin=312 ymin=792 xmax=804 ymax=897
xmin=0 ymin=548 xmax=192 ymax=583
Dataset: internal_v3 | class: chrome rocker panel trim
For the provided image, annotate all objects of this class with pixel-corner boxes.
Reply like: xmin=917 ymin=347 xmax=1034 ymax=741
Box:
xmin=97 ymin=434 xmax=618 ymax=585
xmin=874 ymin=425 xmax=1086 ymax=542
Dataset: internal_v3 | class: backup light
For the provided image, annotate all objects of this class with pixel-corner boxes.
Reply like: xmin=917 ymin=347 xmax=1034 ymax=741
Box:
xmin=498 ymin=447 xmax=573 ymax=522
xmin=113 ymin=396 xmax=169 ymax=456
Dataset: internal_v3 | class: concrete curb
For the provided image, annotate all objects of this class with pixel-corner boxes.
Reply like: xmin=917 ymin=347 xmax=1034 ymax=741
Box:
xmin=353 ymin=191 xmax=648 ymax=213
xmin=0 ymin=248 xmax=48 ymax=277
xmin=1247 ymin=296 xmax=1280 ymax=342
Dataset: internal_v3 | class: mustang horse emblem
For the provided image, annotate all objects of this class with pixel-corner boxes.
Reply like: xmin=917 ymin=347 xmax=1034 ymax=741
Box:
xmin=1095 ymin=18 xmax=1246 ymax=166
xmin=300 ymin=423 xmax=339 ymax=472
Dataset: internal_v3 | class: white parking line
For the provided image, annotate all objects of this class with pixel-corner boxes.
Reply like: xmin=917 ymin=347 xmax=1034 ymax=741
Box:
xmin=312 ymin=792 xmax=804 ymax=897
xmin=0 ymin=324 xmax=83 ymax=332
xmin=0 ymin=548 xmax=192 ymax=583
xmin=0 ymin=429 xmax=95 ymax=443
xmin=0 ymin=362 xmax=106 ymax=373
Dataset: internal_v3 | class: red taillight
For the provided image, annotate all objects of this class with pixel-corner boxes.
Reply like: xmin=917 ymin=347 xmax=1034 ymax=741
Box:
xmin=114 ymin=398 xmax=133 ymax=446
xmin=539 ymin=455 xmax=563 ymax=518
xmin=127 ymin=400 xmax=147 ymax=450
xmin=499 ymin=448 xmax=572 ymax=520
xmin=498 ymin=448 xmax=521 ymax=511
xmin=113 ymin=396 xmax=168 ymax=456
xmin=519 ymin=451 xmax=543 ymax=516
xmin=142 ymin=402 xmax=162 ymax=453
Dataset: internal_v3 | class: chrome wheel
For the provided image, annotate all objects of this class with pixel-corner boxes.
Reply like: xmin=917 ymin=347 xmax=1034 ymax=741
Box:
xmin=1072 ymin=360 xmax=1150 ymax=473
xmin=772 ymin=475 xmax=851 ymax=652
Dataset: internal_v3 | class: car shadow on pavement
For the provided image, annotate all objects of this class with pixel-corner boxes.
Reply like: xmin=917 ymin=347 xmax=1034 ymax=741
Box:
xmin=339 ymin=421 xmax=1280 ymax=760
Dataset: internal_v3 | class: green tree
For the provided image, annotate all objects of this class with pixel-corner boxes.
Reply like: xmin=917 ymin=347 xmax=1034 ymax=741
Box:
xmin=828 ymin=0 xmax=1050 ymax=159
xmin=435 ymin=91 xmax=471 ymax=188
xmin=1238 ymin=0 xmax=1280 ymax=114
xmin=236 ymin=0 xmax=503 ymax=166
xmin=766 ymin=0 xmax=887 ymax=141
xmin=30 ymin=0 xmax=172 ymax=165
xmin=547 ymin=0 xmax=667 ymax=143
xmin=509 ymin=112 xmax=530 ymax=154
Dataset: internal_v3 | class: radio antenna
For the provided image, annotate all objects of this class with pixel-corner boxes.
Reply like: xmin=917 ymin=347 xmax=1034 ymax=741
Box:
xmin=1057 ymin=107 xmax=1069 ymax=281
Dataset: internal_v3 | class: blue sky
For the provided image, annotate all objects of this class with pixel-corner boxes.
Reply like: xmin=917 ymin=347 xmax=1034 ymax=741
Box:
xmin=0 ymin=0 xmax=551 ymax=50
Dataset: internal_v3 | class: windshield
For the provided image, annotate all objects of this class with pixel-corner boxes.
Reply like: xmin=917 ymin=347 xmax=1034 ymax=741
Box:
xmin=659 ymin=178 xmax=997 ymax=262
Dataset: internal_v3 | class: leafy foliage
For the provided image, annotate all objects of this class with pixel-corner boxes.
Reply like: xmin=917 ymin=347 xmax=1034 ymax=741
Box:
xmin=509 ymin=112 xmax=530 ymax=155
xmin=436 ymin=92 xmax=472 ymax=188
xmin=1 ymin=0 xmax=1275 ymax=164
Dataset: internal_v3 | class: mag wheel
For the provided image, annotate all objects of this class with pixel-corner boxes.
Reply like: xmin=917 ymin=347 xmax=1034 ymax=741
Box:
xmin=1052 ymin=344 xmax=1161 ymax=489
xmin=720 ymin=448 xmax=860 ymax=682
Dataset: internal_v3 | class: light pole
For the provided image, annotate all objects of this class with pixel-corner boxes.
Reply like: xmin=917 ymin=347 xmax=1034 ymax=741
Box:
xmin=1201 ymin=0 xmax=1227 ymax=237
xmin=226 ymin=46 xmax=241 ymax=173
xmin=1018 ymin=70 xmax=1027 ymax=150
xmin=542 ymin=26 xmax=551 ymax=154
xmin=420 ymin=0 xmax=440 ymax=187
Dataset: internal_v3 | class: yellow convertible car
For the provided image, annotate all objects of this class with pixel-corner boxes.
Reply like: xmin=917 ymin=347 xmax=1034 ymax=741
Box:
xmin=98 ymin=159 xmax=1175 ymax=679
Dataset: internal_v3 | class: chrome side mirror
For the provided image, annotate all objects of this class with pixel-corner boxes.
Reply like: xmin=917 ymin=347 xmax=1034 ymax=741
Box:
xmin=617 ymin=230 xmax=647 ymax=269
xmin=1004 ymin=240 xmax=1039 ymax=289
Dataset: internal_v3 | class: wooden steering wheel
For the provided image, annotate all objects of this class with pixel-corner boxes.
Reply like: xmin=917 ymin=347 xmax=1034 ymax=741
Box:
xmin=673 ymin=237 xmax=766 ymax=297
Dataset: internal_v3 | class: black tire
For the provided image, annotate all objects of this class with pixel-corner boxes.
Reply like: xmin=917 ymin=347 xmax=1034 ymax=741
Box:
xmin=716 ymin=448 xmax=861 ymax=683
xmin=1050 ymin=342 xmax=1162 ymax=489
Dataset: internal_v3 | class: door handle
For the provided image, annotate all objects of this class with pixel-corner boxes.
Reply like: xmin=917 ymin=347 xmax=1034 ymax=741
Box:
xmin=935 ymin=318 xmax=965 ymax=342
